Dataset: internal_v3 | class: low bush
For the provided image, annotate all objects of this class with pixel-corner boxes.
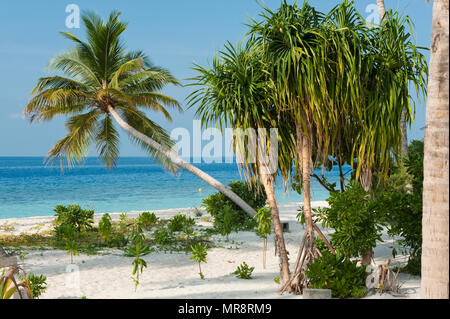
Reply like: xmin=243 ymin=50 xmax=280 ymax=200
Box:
xmin=152 ymin=226 xmax=176 ymax=246
xmin=168 ymin=214 xmax=195 ymax=232
xmin=202 ymin=181 xmax=265 ymax=232
xmin=374 ymin=140 xmax=424 ymax=275
xmin=26 ymin=273 xmax=47 ymax=299
xmin=233 ymin=262 xmax=254 ymax=279
xmin=190 ymin=242 xmax=208 ymax=279
xmin=54 ymin=204 xmax=94 ymax=232
xmin=98 ymin=214 xmax=113 ymax=241
xmin=305 ymin=250 xmax=367 ymax=298
xmin=138 ymin=212 xmax=159 ymax=228
xmin=312 ymin=180 xmax=384 ymax=259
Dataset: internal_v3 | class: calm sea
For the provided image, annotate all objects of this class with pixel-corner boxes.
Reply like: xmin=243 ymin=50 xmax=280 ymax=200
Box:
xmin=0 ymin=157 xmax=347 ymax=219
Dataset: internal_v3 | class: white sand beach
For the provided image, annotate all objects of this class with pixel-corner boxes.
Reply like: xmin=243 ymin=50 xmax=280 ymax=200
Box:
xmin=0 ymin=201 xmax=420 ymax=299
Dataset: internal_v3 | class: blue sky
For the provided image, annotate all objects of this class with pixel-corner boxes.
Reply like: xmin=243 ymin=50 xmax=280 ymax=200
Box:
xmin=0 ymin=0 xmax=432 ymax=156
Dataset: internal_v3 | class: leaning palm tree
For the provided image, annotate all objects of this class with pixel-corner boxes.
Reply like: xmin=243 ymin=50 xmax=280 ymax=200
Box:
xmin=421 ymin=0 xmax=449 ymax=299
xmin=23 ymin=10 xmax=257 ymax=217
xmin=187 ymin=40 xmax=291 ymax=287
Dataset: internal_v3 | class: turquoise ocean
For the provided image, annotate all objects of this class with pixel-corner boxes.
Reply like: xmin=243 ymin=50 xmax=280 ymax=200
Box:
xmin=0 ymin=157 xmax=348 ymax=219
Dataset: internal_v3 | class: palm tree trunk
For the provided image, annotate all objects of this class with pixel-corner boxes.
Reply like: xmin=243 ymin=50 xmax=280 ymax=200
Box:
xmin=360 ymin=160 xmax=375 ymax=265
xmin=301 ymin=132 xmax=315 ymax=263
xmin=376 ymin=0 xmax=386 ymax=20
xmin=107 ymin=105 xmax=258 ymax=218
xmin=377 ymin=0 xmax=409 ymax=157
xmin=281 ymin=129 xmax=316 ymax=294
xmin=259 ymin=171 xmax=290 ymax=287
xmin=421 ymin=0 xmax=449 ymax=299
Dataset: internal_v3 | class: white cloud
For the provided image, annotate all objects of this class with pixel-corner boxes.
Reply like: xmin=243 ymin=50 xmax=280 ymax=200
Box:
xmin=9 ymin=113 xmax=25 ymax=120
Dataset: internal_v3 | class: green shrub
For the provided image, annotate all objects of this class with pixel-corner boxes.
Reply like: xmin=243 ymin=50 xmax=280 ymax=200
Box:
xmin=26 ymin=273 xmax=47 ymax=299
xmin=138 ymin=212 xmax=158 ymax=228
xmin=314 ymin=180 xmax=383 ymax=259
xmin=168 ymin=214 xmax=195 ymax=232
xmin=305 ymin=250 xmax=367 ymax=298
xmin=98 ymin=214 xmax=113 ymax=241
xmin=375 ymin=140 xmax=424 ymax=275
xmin=124 ymin=226 xmax=151 ymax=291
xmin=255 ymin=207 xmax=271 ymax=269
xmin=219 ymin=206 xmax=233 ymax=240
xmin=233 ymin=262 xmax=255 ymax=279
xmin=54 ymin=204 xmax=94 ymax=232
xmin=202 ymin=181 xmax=265 ymax=232
xmin=213 ymin=207 xmax=257 ymax=233
xmin=108 ymin=233 xmax=128 ymax=248
xmin=153 ymin=226 xmax=176 ymax=245
xmin=190 ymin=242 xmax=208 ymax=279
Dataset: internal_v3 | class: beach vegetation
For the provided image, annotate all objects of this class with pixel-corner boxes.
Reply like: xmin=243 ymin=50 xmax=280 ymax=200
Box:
xmin=54 ymin=204 xmax=94 ymax=232
xmin=124 ymin=225 xmax=150 ymax=291
xmin=310 ymin=180 xmax=384 ymax=260
xmin=138 ymin=212 xmax=159 ymax=229
xmin=152 ymin=226 xmax=176 ymax=246
xmin=219 ymin=206 xmax=233 ymax=241
xmin=193 ymin=208 xmax=203 ymax=217
xmin=23 ymin=273 xmax=47 ymax=299
xmin=0 ymin=267 xmax=33 ymax=299
xmin=254 ymin=207 xmax=271 ymax=269
xmin=167 ymin=214 xmax=195 ymax=233
xmin=305 ymin=249 xmax=367 ymax=299
xmin=180 ymin=227 xmax=198 ymax=242
xmin=190 ymin=242 xmax=208 ymax=279
xmin=0 ymin=222 xmax=16 ymax=232
xmin=107 ymin=232 xmax=128 ymax=248
xmin=233 ymin=262 xmax=255 ymax=279
xmin=202 ymin=181 xmax=266 ymax=220
xmin=201 ymin=181 xmax=263 ymax=233
xmin=375 ymin=140 xmax=424 ymax=275
xmin=98 ymin=213 xmax=113 ymax=241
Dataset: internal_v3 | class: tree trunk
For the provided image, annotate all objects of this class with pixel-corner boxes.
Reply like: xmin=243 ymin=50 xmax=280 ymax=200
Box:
xmin=302 ymin=134 xmax=314 ymax=242
xmin=360 ymin=160 xmax=373 ymax=192
xmin=376 ymin=0 xmax=386 ymax=20
xmin=280 ymin=126 xmax=318 ymax=294
xmin=421 ymin=0 xmax=449 ymax=299
xmin=0 ymin=245 xmax=9 ymax=257
xmin=299 ymin=130 xmax=315 ymax=265
xmin=377 ymin=0 xmax=409 ymax=157
xmin=107 ymin=105 xmax=258 ymax=218
xmin=360 ymin=160 xmax=374 ymax=265
xmin=401 ymin=112 xmax=409 ymax=157
xmin=259 ymin=171 xmax=290 ymax=287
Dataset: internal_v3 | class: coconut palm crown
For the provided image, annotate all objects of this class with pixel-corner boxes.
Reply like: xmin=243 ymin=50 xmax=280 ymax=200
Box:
xmin=24 ymin=11 xmax=181 ymax=170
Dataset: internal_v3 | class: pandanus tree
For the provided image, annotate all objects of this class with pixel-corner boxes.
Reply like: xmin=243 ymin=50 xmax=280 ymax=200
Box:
xmin=187 ymin=40 xmax=291 ymax=286
xmin=22 ymin=10 xmax=258 ymax=217
xmin=247 ymin=0 xmax=428 ymax=291
xmin=353 ymin=10 xmax=428 ymax=192
xmin=248 ymin=2 xmax=334 ymax=293
xmin=376 ymin=0 xmax=409 ymax=157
